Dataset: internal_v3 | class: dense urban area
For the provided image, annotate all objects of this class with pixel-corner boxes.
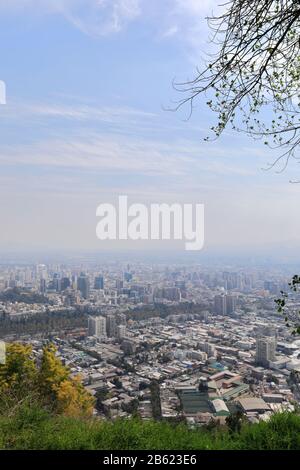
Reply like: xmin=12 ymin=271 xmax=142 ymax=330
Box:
xmin=1 ymin=259 xmax=300 ymax=427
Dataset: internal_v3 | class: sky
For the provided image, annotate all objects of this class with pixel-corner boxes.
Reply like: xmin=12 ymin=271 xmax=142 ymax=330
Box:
xmin=0 ymin=0 xmax=300 ymax=257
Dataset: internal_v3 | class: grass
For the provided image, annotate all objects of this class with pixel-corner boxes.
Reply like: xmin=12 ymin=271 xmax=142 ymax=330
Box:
xmin=1 ymin=404 xmax=300 ymax=450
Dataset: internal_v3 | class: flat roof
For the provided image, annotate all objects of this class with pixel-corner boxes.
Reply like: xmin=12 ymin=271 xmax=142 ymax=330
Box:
xmin=179 ymin=390 xmax=212 ymax=414
xmin=211 ymin=399 xmax=229 ymax=414
xmin=238 ymin=398 xmax=270 ymax=412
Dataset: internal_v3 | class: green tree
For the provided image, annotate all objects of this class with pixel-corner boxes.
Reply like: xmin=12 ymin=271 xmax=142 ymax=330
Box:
xmin=150 ymin=380 xmax=162 ymax=420
xmin=0 ymin=342 xmax=94 ymax=418
xmin=0 ymin=343 xmax=38 ymax=400
xmin=226 ymin=410 xmax=245 ymax=434
xmin=38 ymin=344 xmax=95 ymax=416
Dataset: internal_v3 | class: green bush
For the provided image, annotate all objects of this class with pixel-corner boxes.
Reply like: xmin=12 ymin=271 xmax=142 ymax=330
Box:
xmin=1 ymin=402 xmax=300 ymax=450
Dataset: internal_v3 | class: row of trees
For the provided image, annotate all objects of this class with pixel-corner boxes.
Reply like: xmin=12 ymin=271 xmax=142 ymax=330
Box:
xmin=127 ymin=302 xmax=208 ymax=322
xmin=0 ymin=308 xmax=87 ymax=336
xmin=0 ymin=287 xmax=49 ymax=304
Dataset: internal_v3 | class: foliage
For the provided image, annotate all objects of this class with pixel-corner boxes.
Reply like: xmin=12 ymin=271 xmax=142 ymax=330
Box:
xmin=1 ymin=344 xmax=300 ymax=450
xmin=1 ymin=403 xmax=300 ymax=449
xmin=275 ymin=275 xmax=300 ymax=334
xmin=54 ymin=375 xmax=94 ymax=417
xmin=150 ymin=380 xmax=162 ymax=420
xmin=226 ymin=410 xmax=245 ymax=434
xmin=175 ymin=0 xmax=300 ymax=172
xmin=0 ymin=342 xmax=95 ymax=418
xmin=0 ymin=343 xmax=38 ymax=402
xmin=127 ymin=302 xmax=208 ymax=322
xmin=0 ymin=307 xmax=87 ymax=336
xmin=112 ymin=377 xmax=123 ymax=389
xmin=0 ymin=287 xmax=49 ymax=304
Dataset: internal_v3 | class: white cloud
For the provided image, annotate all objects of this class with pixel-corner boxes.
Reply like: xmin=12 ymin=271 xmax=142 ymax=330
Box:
xmin=4 ymin=101 xmax=156 ymax=122
xmin=161 ymin=25 xmax=179 ymax=39
xmin=174 ymin=0 xmax=217 ymax=16
xmin=0 ymin=0 xmax=141 ymax=36
xmin=0 ymin=0 xmax=224 ymax=62
xmin=0 ymin=134 xmax=193 ymax=177
xmin=0 ymin=0 xmax=220 ymax=44
xmin=168 ymin=0 xmax=221 ymax=61
xmin=60 ymin=0 xmax=141 ymax=36
xmin=0 ymin=130 xmax=259 ymax=182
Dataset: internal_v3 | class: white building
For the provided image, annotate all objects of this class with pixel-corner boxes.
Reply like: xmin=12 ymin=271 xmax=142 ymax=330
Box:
xmin=88 ymin=316 xmax=107 ymax=338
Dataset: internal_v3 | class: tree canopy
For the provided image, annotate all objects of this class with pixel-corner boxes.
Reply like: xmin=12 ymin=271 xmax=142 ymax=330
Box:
xmin=176 ymin=0 xmax=300 ymax=172
xmin=0 ymin=343 xmax=94 ymax=417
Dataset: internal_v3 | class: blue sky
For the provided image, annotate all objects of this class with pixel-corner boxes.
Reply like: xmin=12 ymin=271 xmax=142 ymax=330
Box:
xmin=0 ymin=0 xmax=299 ymax=255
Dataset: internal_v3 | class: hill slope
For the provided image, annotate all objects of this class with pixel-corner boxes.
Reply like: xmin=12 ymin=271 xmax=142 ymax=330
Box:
xmin=1 ymin=404 xmax=300 ymax=450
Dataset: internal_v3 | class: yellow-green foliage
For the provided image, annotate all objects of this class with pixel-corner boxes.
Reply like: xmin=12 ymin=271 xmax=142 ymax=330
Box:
xmin=0 ymin=343 xmax=37 ymax=392
xmin=0 ymin=342 xmax=95 ymax=417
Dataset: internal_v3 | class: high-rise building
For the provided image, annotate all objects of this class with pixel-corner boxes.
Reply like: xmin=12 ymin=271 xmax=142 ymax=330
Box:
xmin=53 ymin=273 xmax=61 ymax=292
xmin=106 ymin=314 xmax=116 ymax=337
xmin=88 ymin=316 xmax=107 ymax=337
xmin=197 ymin=341 xmax=216 ymax=357
xmin=214 ymin=294 xmax=236 ymax=315
xmin=61 ymin=277 xmax=71 ymax=291
xmin=77 ymin=273 xmax=90 ymax=299
xmin=163 ymin=287 xmax=181 ymax=301
xmin=116 ymin=324 xmax=126 ymax=340
xmin=40 ymin=278 xmax=46 ymax=294
xmin=124 ymin=272 xmax=132 ymax=282
xmin=256 ymin=337 xmax=276 ymax=367
xmin=94 ymin=275 xmax=104 ymax=290
xmin=64 ymin=289 xmax=80 ymax=306
xmin=226 ymin=294 xmax=236 ymax=314
xmin=214 ymin=294 xmax=227 ymax=315
xmin=116 ymin=279 xmax=124 ymax=290
xmin=154 ymin=287 xmax=181 ymax=301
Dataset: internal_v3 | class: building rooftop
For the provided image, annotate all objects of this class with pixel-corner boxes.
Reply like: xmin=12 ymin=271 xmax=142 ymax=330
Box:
xmin=179 ymin=390 xmax=212 ymax=415
xmin=238 ymin=398 xmax=270 ymax=412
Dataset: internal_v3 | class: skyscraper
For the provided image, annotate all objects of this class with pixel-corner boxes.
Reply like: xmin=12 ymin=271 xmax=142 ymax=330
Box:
xmin=40 ymin=278 xmax=46 ymax=294
xmin=116 ymin=324 xmax=126 ymax=340
xmin=226 ymin=294 xmax=236 ymax=314
xmin=214 ymin=294 xmax=236 ymax=315
xmin=77 ymin=273 xmax=90 ymax=299
xmin=94 ymin=275 xmax=104 ymax=290
xmin=256 ymin=337 xmax=276 ymax=367
xmin=106 ymin=314 xmax=116 ymax=337
xmin=116 ymin=279 xmax=124 ymax=290
xmin=214 ymin=294 xmax=227 ymax=315
xmin=61 ymin=277 xmax=71 ymax=291
xmin=88 ymin=316 xmax=107 ymax=338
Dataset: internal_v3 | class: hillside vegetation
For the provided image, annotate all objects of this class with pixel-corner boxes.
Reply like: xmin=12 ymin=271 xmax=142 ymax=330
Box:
xmin=1 ymin=343 xmax=300 ymax=450
xmin=1 ymin=404 xmax=300 ymax=450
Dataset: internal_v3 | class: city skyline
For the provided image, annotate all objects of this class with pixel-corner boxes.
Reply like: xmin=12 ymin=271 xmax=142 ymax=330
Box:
xmin=1 ymin=257 xmax=300 ymax=427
